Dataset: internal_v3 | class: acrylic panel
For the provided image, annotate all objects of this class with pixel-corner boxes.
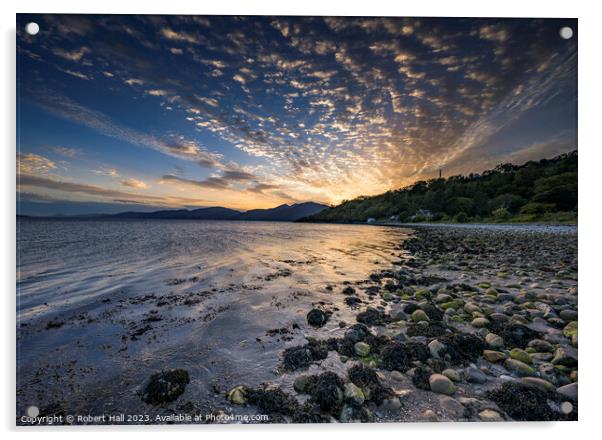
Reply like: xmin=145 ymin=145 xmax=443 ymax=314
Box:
xmin=16 ymin=14 xmax=578 ymax=425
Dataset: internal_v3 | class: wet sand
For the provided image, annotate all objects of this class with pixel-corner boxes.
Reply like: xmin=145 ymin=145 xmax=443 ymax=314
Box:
xmin=16 ymin=220 xmax=409 ymax=423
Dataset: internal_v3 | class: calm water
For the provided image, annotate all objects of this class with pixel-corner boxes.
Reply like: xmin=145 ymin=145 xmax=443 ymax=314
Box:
xmin=17 ymin=219 xmax=411 ymax=417
xmin=17 ymin=219 xmax=410 ymax=318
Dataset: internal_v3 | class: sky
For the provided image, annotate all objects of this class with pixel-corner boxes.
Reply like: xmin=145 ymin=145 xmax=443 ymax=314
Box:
xmin=16 ymin=15 xmax=577 ymax=216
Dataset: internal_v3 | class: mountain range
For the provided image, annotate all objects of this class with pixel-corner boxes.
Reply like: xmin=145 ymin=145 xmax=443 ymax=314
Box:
xmin=28 ymin=202 xmax=329 ymax=222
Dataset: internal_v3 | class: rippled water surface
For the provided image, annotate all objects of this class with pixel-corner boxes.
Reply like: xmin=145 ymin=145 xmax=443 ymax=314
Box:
xmin=17 ymin=219 xmax=411 ymax=417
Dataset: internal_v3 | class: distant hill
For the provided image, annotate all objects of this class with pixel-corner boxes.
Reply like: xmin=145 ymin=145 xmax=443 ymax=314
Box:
xmin=302 ymin=151 xmax=577 ymax=224
xmin=37 ymin=202 xmax=330 ymax=222
xmin=238 ymin=202 xmax=328 ymax=221
xmin=111 ymin=206 xmax=241 ymax=220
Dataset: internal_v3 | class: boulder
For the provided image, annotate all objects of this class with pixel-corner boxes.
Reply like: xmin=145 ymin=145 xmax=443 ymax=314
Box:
xmin=429 ymin=374 xmax=456 ymax=395
xmin=478 ymin=409 xmax=504 ymax=421
xmin=354 ymin=342 xmax=371 ymax=357
xmin=504 ymin=358 xmax=535 ymax=377
xmin=485 ymin=333 xmax=504 ymax=349
xmin=344 ymin=382 xmax=365 ymax=405
xmin=551 ymin=346 xmax=578 ymax=367
xmin=509 ymin=348 xmax=532 ymax=365
xmin=411 ymin=309 xmax=429 ymax=323
xmin=483 ymin=350 xmax=507 ymax=363
xmin=465 ymin=365 xmax=488 ymax=384
xmin=227 ymin=385 xmax=247 ymax=405
xmin=557 ymin=382 xmax=578 ymax=401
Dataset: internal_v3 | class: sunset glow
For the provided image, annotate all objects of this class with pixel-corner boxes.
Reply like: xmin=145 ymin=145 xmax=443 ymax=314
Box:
xmin=17 ymin=15 xmax=577 ymax=215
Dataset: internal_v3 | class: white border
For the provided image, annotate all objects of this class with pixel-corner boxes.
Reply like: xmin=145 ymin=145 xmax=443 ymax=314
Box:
xmin=2 ymin=1 xmax=601 ymax=439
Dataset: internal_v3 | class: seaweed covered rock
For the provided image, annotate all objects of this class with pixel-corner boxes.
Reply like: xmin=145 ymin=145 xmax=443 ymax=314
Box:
xmin=488 ymin=322 xmax=540 ymax=349
xmin=436 ymin=332 xmax=485 ymax=364
xmin=342 ymin=286 xmax=356 ymax=295
xmin=344 ymin=382 xmax=365 ymax=405
xmin=282 ymin=339 xmax=330 ymax=371
xmin=344 ymin=296 xmax=362 ymax=307
xmin=406 ymin=321 xmax=449 ymax=338
xmin=141 ymin=369 xmax=190 ymax=405
xmin=411 ymin=366 xmax=432 ymax=390
xmin=347 ymin=364 xmax=393 ymax=405
xmin=304 ymin=372 xmax=346 ymax=414
xmin=344 ymin=323 xmax=374 ymax=343
xmin=339 ymin=404 xmax=373 ymax=423
xmin=307 ymin=309 xmax=329 ymax=328
xmin=380 ymin=340 xmax=429 ymax=372
xmin=291 ymin=409 xmax=332 ymax=423
xmin=246 ymin=386 xmax=300 ymax=417
xmin=335 ymin=324 xmax=390 ymax=357
xmin=403 ymin=303 xmax=421 ymax=315
xmin=356 ymin=307 xmax=387 ymax=326
xmin=420 ymin=303 xmax=444 ymax=321
xmin=486 ymin=382 xmax=572 ymax=421
xmin=293 ymin=375 xmax=314 ymax=393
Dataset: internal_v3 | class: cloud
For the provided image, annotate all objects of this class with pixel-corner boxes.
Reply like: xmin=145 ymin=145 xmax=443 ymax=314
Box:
xmin=198 ymin=97 xmax=219 ymax=107
xmin=20 ymin=16 xmax=577 ymax=207
xmin=247 ymin=182 xmax=278 ymax=193
xmin=221 ymin=170 xmax=255 ymax=181
xmin=93 ymin=167 xmax=119 ymax=177
xmin=233 ymin=74 xmax=246 ymax=84
xmin=59 ymin=68 xmax=90 ymax=80
xmin=44 ymin=15 xmax=94 ymax=37
xmin=53 ymin=46 xmax=90 ymax=62
xmin=434 ymin=50 xmax=577 ymax=169
xmin=19 ymin=174 xmax=205 ymax=207
xmin=20 ymin=174 xmax=137 ymax=198
xmin=18 ymin=192 xmax=58 ymax=203
xmin=17 ymin=153 xmax=57 ymax=174
xmin=160 ymin=174 xmax=229 ymax=190
xmin=160 ymin=164 xmax=258 ymax=190
xmin=124 ymin=78 xmax=144 ymax=86
xmin=196 ymin=157 xmax=221 ymax=168
xmin=441 ymin=132 xmax=576 ymax=178
xmin=479 ymin=25 xmax=510 ymax=43
xmin=145 ymin=89 xmax=168 ymax=96
xmin=50 ymin=146 xmax=80 ymax=157
xmin=29 ymin=90 xmax=225 ymax=168
xmin=160 ymin=27 xmax=201 ymax=44
xmin=121 ymin=178 xmax=149 ymax=189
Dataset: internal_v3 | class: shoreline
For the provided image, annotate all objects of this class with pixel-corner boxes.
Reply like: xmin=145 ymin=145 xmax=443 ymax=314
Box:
xmin=18 ymin=215 xmax=577 ymax=227
xmin=17 ymin=222 xmax=578 ymax=424
xmin=221 ymin=224 xmax=578 ymax=422
xmin=377 ymin=222 xmax=577 ymax=234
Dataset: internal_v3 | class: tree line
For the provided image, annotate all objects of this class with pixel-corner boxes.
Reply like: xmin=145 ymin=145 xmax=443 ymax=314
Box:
xmin=304 ymin=150 xmax=577 ymax=224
